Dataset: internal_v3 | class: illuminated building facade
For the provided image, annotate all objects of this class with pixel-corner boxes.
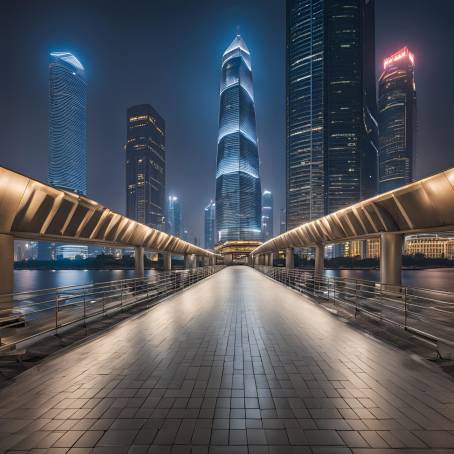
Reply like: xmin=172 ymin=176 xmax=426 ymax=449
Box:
xmin=47 ymin=52 xmax=88 ymax=260
xmin=215 ymin=34 xmax=262 ymax=242
xmin=261 ymin=190 xmax=274 ymax=241
xmin=378 ymin=47 xmax=417 ymax=193
xmin=126 ymin=104 xmax=165 ymax=229
xmin=204 ymin=201 xmax=216 ymax=249
xmin=49 ymin=52 xmax=87 ymax=195
xmin=405 ymin=234 xmax=454 ymax=259
xmin=286 ymin=0 xmax=377 ymax=229
xmin=167 ymin=195 xmax=182 ymax=238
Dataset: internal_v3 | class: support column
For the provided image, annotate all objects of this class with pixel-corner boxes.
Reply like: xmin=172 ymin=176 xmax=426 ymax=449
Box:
xmin=269 ymin=252 xmax=274 ymax=267
xmin=285 ymin=248 xmax=294 ymax=269
xmin=0 ymin=235 xmax=14 ymax=303
xmin=184 ymin=254 xmax=190 ymax=269
xmin=314 ymin=244 xmax=325 ymax=276
xmin=192 ymin=255 xmax=198 ymax=268
xmin=163 ymin=252 xmax=172 ymax=271
xmin=135 ymin=246 xmax=144 ymax=278
xmin=380 ymin=233 xmax=403 ymax=287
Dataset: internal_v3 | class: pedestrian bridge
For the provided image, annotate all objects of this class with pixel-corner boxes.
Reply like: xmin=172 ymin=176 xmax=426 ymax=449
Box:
xmin=1 ymin=266 xmax=454 ymax=452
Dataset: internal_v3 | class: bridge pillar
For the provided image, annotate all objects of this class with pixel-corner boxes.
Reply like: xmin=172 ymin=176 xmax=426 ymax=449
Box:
xmin=163 ymin=252 xmax=172 ymax=271
xmin=184 ymin=254 xmax=191 ymax=269
xmin=135 ymin=246 xmax=144 ymax=278
xmin=269 ymin=252 xmax=274 ymax=267
xmin=192 ymin=255 xmax=198 ymax=268
xmin=314 ymin=244 xmax=325 ymax=276
xmin=380 ymin=233 xmax=403 ymax=287
xmin=0 ymin=234 xmax=14 ymax=301
xmin=286 ymin=248 xmax=294 ymax=269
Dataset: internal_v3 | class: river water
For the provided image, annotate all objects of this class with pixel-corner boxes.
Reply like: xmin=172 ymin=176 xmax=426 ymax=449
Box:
xmin=12 ymin=267 xmax=454 ymax=294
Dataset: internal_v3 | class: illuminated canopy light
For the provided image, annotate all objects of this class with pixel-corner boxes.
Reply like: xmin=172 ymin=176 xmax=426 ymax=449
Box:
xmin=383 ymin=47 xmax=415 ymax=70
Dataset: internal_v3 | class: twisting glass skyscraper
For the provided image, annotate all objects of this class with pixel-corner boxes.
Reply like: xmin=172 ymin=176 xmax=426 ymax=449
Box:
xmin=48 ymin=52 xmax=87 ymax=195
xmin=215 ymin=34 xmax=262 ymax=242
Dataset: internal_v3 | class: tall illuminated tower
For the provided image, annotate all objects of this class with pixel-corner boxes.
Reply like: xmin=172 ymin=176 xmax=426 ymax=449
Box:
xmin=49 ymin=52 xmax=87 ymax=194
xmin=261 ymin=190 xmax=273 ymax=241
xmin=204 ymin=200 xmax=216 ymax=249
xmin=286 ymin=0 xmax=377 ymax=229
xmin=46 ymin=52 xmax=87 ymax=260
xmin=378 ymin=47 xmax=416 ymax=193
xmin=126 ymin=104 xmax=165 ymax=229
xmin=167 ymin=195 xmax=182 ymax=238
xmin=215 ymin=34 xmax=262 ymax=242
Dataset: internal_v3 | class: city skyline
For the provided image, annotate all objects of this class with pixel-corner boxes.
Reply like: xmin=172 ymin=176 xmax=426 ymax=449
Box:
xmin=3 ymin=0 xmax=454 ymax=242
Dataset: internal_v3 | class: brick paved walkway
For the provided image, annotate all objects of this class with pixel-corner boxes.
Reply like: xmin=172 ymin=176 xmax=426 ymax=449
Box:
xmin=1 ymin=266 xmax=454 ymax=453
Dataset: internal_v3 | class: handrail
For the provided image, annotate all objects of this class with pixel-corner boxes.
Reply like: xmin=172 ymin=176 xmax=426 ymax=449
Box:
xmin=0 ymin=266 xmax=224 ymax=352
xmin=253 ymin=265 xmax=454 ymax=350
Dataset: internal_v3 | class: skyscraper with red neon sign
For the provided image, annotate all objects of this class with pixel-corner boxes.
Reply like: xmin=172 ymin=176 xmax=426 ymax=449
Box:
xmin=378 ymin=47 xmax=417 ymax=193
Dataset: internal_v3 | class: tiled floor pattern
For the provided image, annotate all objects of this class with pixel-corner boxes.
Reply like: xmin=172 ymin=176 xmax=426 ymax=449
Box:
xmin=1 ymin=266 xmax=454 ymax=453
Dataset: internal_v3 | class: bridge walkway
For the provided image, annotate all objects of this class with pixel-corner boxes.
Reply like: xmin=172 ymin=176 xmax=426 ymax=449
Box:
xmin=1 ymin=266 xmax=454 ymax=453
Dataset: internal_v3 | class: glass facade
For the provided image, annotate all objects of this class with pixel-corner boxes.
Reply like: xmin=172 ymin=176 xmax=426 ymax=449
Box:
xmin=49 ymin=52 xmax=87 ymax=195
xmin=166 ymin=195 xmax=182 ymax=238
xmin=126 ymin=104 xmax=165 ymax=229
xmin=204 ymin=200 xmax=216 ymax=249
xmin=286 ymin=0 xmax=377 ymax=229
xmin=378 ymin=47 xmax=416 ymax=193
xmin=48 ymin=52 xmax=88 ymax=260
xmin=261 ymin=190 xmax=274 ymax=241
xmin=215 ymin=35 xmax=262 ymax=242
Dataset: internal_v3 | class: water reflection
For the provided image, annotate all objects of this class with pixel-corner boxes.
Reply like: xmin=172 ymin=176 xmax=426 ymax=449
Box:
xmin=13 ymin=269 xmax=158 ymax=293
xmin=325 ymin=268 xmax=454 ymax=292
xmin=13 ymin=268 xmax=454 ymax=293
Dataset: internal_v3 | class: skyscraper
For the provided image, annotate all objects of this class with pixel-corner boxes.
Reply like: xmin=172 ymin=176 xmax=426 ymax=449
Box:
xmin=204 ymin=201 xmax=216 ymax=249
xmin=280 ymin=208 xmax=287 ymax=234
xmin=49 ymin=52 xmax=87 ymax=195
xmin=215 ymin=34 xmax=262 ymax=243
xmin=378 ymin=47 xmax=417 ymax=193
xmin=167 ymin=195 xmax=182 ymax=238
xmin=286 ymin=0 xmax=377 ymax=229
xmin=261 ymin=190 xmax=274 ymax=241
xmin=47 ymin=52 xmax=88 ymax=260
xmin=126 ymin=104 xmax=165 ymax=229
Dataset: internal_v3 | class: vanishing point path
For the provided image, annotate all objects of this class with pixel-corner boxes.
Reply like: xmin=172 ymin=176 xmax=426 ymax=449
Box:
xmin=2 ymin=266 xmax=454 ymax=453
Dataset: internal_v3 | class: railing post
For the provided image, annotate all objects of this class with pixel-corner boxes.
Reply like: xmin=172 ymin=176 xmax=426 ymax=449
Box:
xmin=404 ymin=287 xmax=408 ymax=330
xmin=355 ymin=280 xmax=358 ymax=318
xmin=83 ymin=288 xmax=87 ymax=325
xmin=55 ymin=293 xmax=59 ymax=330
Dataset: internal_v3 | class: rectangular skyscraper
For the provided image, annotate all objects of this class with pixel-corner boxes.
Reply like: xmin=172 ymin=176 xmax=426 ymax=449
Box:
xmin=286 ymin=0 xmax=377 ymax=229
xmin=204 ymin=201 xmax=216 ymax=249
xmin=167 ymin=195 xmax=182 ymax=238
xmin=261 ymin=191 xmax=273 ymax=241
xmin=378 ymin=47 xmax=416 ymax=193
xmin=126 ymin=104 xmax=165 ymax=229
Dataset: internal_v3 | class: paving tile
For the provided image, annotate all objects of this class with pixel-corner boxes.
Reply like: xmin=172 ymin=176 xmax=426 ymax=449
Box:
xmin=1 ymin=267 xmax=454 ymax=454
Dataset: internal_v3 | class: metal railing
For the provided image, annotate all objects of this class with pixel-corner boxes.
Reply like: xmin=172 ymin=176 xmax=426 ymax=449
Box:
xmin=0 ymin=266 xmax=224 ymax=352
xmin=254 ymin=265 xmax=454 ymax=348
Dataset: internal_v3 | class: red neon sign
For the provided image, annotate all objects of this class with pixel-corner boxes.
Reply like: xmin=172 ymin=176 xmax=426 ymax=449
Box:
xmin=383 ymin=47 xmax=415 ymax=70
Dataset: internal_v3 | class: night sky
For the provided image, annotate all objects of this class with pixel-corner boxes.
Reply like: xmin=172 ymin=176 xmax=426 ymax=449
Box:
xmin=2 ymin=0 xmax=454 ymax=243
